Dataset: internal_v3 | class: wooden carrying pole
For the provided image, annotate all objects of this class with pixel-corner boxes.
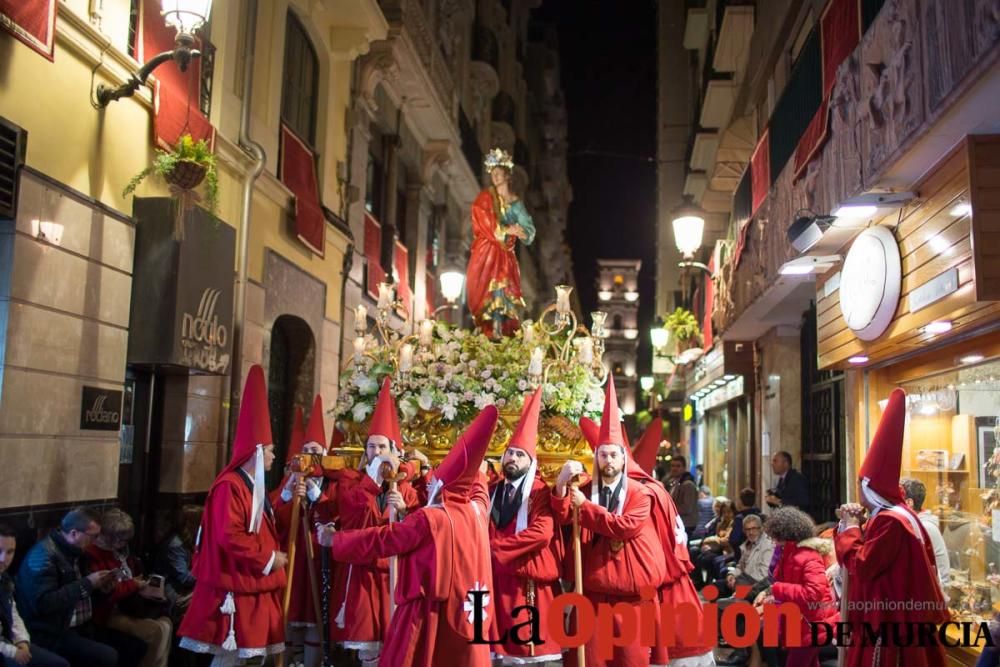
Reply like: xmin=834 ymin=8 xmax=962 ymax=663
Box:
xmin=380 ymin=461 xmax=408 ymax=620
xmin=571 ymin=478 xmax=584 ymax=666
xmin=282 ymin=493 xmax=302 ymax=620
xmin=301 ymin=510 xmax=324 ymax=638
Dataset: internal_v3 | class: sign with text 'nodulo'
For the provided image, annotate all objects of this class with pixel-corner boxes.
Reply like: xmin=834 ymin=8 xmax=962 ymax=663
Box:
xmin=127 ymin=198 xmax=235 ymax=375
xmin=80 ymin=385 xmax=123 ymax=431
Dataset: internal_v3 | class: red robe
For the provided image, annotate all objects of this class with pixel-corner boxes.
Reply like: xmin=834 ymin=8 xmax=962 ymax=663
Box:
xmin=273 ymin=478 xmax=338 ymax=626
xmin=488 ymin=477 xmax=564 ymax=663
xmin=630 ymin=475 xmax=712 ymax=665
xmin=835 ymin=511 xmax=949 ymax=667
xmin=178 ymin=470 xmax=286 ymax=658
xmin=551 ymin=481 xmax=666 ymax=667
xmin=466 ymin=188 xmax=523 ymax=336
xmin=330 ymin=467 xmax=420 ymax=650
xmin=330 ymin=474 xmax=495 ymax=667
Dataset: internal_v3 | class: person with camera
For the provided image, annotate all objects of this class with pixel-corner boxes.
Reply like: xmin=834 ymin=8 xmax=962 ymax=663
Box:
xmin=86 ymin=509 xmax=170 ymax=667
xmin=15 ymin=508 xmax=144 ymax=666
xmin=178 ymin=366 xmax=289 ymax=665
xmin=329 ymin=379 xmax=420 ymax=667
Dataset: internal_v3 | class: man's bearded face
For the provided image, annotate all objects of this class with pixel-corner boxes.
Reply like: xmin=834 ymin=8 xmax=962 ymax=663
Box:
xmin=596 ymin=445 xmax=624 ymax=480
xmin=366 ymin=435 xmax=394 ymax=463
xmin=262 ymin=444 xmax=276 ymax=471
xmin=501 ymin=447 xmax=531 ymax=480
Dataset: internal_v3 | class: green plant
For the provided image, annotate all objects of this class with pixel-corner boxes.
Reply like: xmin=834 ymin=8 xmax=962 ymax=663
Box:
xmin=123 ymin=134 xmax=219 ymax=213
xmin=664 ymin=307 xmax=702 ymax=344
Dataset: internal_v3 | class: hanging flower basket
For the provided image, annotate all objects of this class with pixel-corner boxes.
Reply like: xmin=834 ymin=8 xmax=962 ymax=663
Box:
xmin=164 ymin=159 xmax=208 ymax=190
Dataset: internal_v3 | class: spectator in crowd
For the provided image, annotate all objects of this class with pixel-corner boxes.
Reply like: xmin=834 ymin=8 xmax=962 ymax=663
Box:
xmin=151 ymin=507 xmax=198 ymax=619
xmin=758 ymin=507 xmax=838 ymax=667
xmin=722 ymin=515 xmax=775 ymax=597
xmin=694 ymin=499 xmax=735 ymax=588
xmin=86 ymin=509 xmax=171 ymax=667
xmin=901 ymin=478 xmax=951 ymax=593
xmin=0 ymin=523 xmax=69 ymax=666
xmin=16 ymin=508 xmax=145 ymax=667
xmin=729 ymin=488 xmax=763 ymax=560
xmin=694 ymin=486 xmax=715 ymax=539
xmin=667 ymin=455 xmax=699 ymax=539
xmin=695 ymin=464 xmax=705 ymax=488
xmin=765 ymin=451 xmax=810 ymax=511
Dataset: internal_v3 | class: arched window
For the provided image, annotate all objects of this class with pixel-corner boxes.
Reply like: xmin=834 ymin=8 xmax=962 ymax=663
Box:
xmin=267 ymin=315 xmax=316 ymax=489
xmin=281 ymin=11 xmax=319 ymax=146
xmin=613 ymin=314 xmax=623 ymax=330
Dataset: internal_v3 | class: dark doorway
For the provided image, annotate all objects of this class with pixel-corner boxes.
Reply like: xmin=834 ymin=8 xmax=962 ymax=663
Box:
xmin=267 ymin=315 xmax=316 ymax=489
xmin=800 ymin=303 xmax=846 ymax=521
xmin=118 ymin=367 xmax=164 ymax=551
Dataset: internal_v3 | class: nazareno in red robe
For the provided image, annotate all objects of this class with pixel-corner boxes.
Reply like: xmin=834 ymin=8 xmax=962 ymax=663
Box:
xmin=466 ymin=188 xmax=523 ymax=335
xmin=330 ymin=474 xmax=496 ymax=667
xmin=488 ymin=477 xmax=565 ymax=663
xmin=273 ymin=478 xmax=338 ymax=627
xmin=551 ymin=481 xmax=667 ymax=667
xmin=178 ymin=470 xmax=287 ymax=659
xmin=329 ymin=465 xmax=420 ymax=651
xmin=835 ymin=510 xmax=949 ymax=667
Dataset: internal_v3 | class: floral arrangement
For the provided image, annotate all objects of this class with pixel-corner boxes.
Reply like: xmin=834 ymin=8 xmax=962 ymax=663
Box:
xmin=334 ymin=323 xmax=605 ymax=427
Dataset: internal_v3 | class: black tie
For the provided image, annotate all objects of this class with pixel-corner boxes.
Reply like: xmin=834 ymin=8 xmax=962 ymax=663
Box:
xmin=504 ymin=483 xmax=516 ymax=508
xmin=600 ymin=486 xmax=611 ymax=511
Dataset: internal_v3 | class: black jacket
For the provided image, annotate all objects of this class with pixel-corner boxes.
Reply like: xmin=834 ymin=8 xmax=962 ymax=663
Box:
xmin=776 ymin=468 xmax=810 ymax=511
xmin=15 ymin=532 xmax=94 ymax=644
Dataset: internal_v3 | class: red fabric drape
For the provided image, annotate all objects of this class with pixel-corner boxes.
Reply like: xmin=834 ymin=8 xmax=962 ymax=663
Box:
xmin=703 ymin=255 xmax=715 ymax=351
xmin=733 ymin=219 xmax=753 ymax=270
xmin=750 ymin=130 xmax=770 ymax=216
xmin=364 ymin=213 xmax=385 ymax=299
xmin=0 ymin=0 xmax=55 ymax=60
xmin=279 ymin=125 xmax=325 ymax=256
xmin=394 ymin=241 xmax=411 ymax=313
xmin=138 ymin=0 xmax=214 ymax=148
xmin=793 ymin=0 xmax=860 ymax=179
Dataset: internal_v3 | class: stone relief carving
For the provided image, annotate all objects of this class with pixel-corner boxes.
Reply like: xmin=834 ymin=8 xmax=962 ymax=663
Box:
xmin=359 ymin=50 xmax=402 ymax=109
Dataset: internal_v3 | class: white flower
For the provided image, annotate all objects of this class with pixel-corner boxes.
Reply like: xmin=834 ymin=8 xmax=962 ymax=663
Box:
xmin=399 ymin=397 xmax=418 ymax=422
xmin=442 ymin=404 xmax=458 ymax=420
xmin=353 ymin=374 xmax=379 ymax=396
xmin=418 ymin=390 xmax=435 ymax=411
xmin=480 ymin=369 xmax=492 ymax=379
xmin=517 ymin=379 xmax=528 ymax=391
xmin=496 ymin=398 xmax=507 ymax=408
xmin=351 ymin=402 xmax=372 ymax=422
xmin=474 ymin=394 xmax=495 ymax=409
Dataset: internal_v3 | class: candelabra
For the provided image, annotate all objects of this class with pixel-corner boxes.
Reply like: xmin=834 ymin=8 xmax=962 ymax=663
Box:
xmin=528 ymin=285 xmax=609 ymax=388
xmin=348 ymin=282 xmax=425 ymax=382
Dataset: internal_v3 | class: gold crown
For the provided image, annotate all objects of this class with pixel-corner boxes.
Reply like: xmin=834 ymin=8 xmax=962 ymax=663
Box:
xmin=484 ymin=148 xmax=514 ymax=172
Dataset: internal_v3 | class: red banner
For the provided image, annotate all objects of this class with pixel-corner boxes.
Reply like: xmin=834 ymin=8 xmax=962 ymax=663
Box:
xmin=364 ymin=213 xmax=384 ymax=300
xmin=279 ymin=125 xmax=325 ymax=256
xmin=733 ymin=219 xmax=753 ymax=270
xmin=703 ymin=255 xmax=715 ymax=352
xmin=750 ymin=130 xmax=770 ymax=216
xmin=794 ymin=0 xmax=860 ymax=180
xmin=394 ymin=241 xmax=411 ymax=314
xmin=0 ymin=0 xmax=56 ymax=60
xmin=138 ymin=0 xmax=214 ymax=149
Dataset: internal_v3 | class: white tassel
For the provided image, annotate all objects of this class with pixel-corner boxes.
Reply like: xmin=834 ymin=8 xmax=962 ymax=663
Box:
xmin=335 ymin=566 xmax=352 ymax=629
xmin=220 ymin=592 xmax=237 ymax=651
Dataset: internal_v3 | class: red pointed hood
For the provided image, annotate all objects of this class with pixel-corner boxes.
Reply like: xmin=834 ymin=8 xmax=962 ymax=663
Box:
xmin=598 ymin=376 xmax=625 ymax=447
xmin=428 ymin=406 xmax=499 ymax=503
xmin=304 ymin=395 xmax=326 ymax=450
xmin=225 ymin=365 xmax=272 ymax=474
xmin=329 ymin=424 xmax=345 ymax=449
xmin=632 ymin=418 xmax=663 ymax=475
xmin=284 ymin=407 xmax=306 ymax=464
xmin=859 ymin=388 xmax=907 ymax=504
xmin=368 ymin=378 xmax=402 ymax=451
xmin=508 ymin=388 xmax=542 ymax=458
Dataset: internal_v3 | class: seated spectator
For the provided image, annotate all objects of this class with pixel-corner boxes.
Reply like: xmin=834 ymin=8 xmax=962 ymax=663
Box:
xmin=901 ymin=478 xmax=951 ymax=594
xmin=694 ymin=499 xmax=735 ymax=587
xmin=757 ymin=507 xmax=838 ymax=667
xmin=694 ymin=486 xmax=715 ymax=538
xmin=87 ymin=509 xmax=171 ymax=667
xmin=151 ymin=507 xmax=198 ymax=617
xmin=16 ymin=508 xmax=145 ymax=667
xmin=721 ymin=514 xmax=775 ymax=598
xmin=0 ymin=523 xmax=69 ymax=666
xmin=729 ymin=488 xmax=763 ymax=560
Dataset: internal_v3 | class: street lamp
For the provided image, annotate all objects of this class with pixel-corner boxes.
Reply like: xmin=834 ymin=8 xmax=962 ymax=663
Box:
xmin=649 ymin=317 xmax=669 ymax=352
xmin=671 ymin=195 xmax=706 ymax=259
xmin=640 ymin=376 xmax=654 ymax=392
xmin=96 ymin=0 xmax=213 ymax=107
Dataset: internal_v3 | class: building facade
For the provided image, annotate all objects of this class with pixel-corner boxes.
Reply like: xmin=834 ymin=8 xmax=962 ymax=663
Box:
xmin=597 ymin=259 xmax=641 ymax=418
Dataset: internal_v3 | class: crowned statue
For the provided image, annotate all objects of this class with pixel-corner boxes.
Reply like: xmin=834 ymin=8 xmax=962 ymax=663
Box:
xmin=466 ymin=148 xmax=536 ymax=338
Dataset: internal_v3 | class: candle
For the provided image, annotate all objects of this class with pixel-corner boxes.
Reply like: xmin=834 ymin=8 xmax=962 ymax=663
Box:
xmin=522 ymin=320 xmax=535 ymax=346
xmin=555 ymin=285 xmax=572 ymax=315
xmin=419 ymin=319 xmax=434 ymax=347
xmin=354 ymin=304 xmax=368 ymax=333
xmin=353 ymin=336 xmax=366 ymax=362
xmin=399 ymin=343 xmax=414 ymax=373
xmin=529 ymin=346 xmax=544 ymax=377
xmin=578 ymin=337 xmax=594 ymax=365
xmin=378 ymin=282 xmax=395 ymax=311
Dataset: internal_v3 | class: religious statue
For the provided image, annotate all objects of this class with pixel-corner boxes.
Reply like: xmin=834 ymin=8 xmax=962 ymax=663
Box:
xmin=466 ymin=148 xmax=535 ymax=338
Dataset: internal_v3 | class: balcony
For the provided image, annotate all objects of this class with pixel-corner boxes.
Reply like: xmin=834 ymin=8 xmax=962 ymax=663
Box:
xmin=492 ymin=91 xmax=516 ymax=127
xmin=378 ymin=0 xmax=455 ymax=115
xmin=690 ymin=132 xmax=719 ymax=172
xmin=472 ymin=24 xmax=499 ymax=72
xmin=699 ymin=78 xmax=737 ymax=129
xmin=713 ymin=4 xmax=754 ymax=74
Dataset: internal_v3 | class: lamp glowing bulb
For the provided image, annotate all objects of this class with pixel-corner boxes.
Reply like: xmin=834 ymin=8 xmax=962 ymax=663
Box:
xmin=923 ymin=321 xmax=953 ymax=335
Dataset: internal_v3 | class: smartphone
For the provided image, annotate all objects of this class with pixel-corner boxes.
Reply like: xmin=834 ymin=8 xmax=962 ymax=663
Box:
xmin=148 ymin=574 xmax=165 ymax=589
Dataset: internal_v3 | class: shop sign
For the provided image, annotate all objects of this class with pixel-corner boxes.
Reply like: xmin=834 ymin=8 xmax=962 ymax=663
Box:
xmin=80 ymin=386 xmax=122 ymax=431
xmin=839 ymin=226 xmax=902 ymax=341
xmin=683 ymin=403 xmax=694 ymax=422
xmin=179 ymin=288 xmax=231 ymax=373
xmin=697 ymin=376 xmax=745 ymax=412
xmin=908 ymin=268 xmax=959 ymax=313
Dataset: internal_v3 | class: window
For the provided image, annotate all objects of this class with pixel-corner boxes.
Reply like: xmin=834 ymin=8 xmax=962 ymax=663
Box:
xmin=365 ymin=146 xmax=385 ymax=220
xmin=281 ymin=12 xmax=319 ymax=146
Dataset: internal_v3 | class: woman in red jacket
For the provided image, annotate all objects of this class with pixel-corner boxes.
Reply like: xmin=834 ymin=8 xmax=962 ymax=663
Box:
xmin=760 ymin=507 xmax=839 ymax=667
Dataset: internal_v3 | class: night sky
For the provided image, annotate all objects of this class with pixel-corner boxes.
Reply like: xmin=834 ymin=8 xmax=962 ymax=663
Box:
xmin=535 ymin=1 xmax=658 ymax=376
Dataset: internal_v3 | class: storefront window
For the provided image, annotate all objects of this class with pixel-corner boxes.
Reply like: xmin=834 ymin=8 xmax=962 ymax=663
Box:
xmin=706 ymin=409 xmax=729 ymax=498
xmin=890 ymin=356 xmax=1000 ymax=628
